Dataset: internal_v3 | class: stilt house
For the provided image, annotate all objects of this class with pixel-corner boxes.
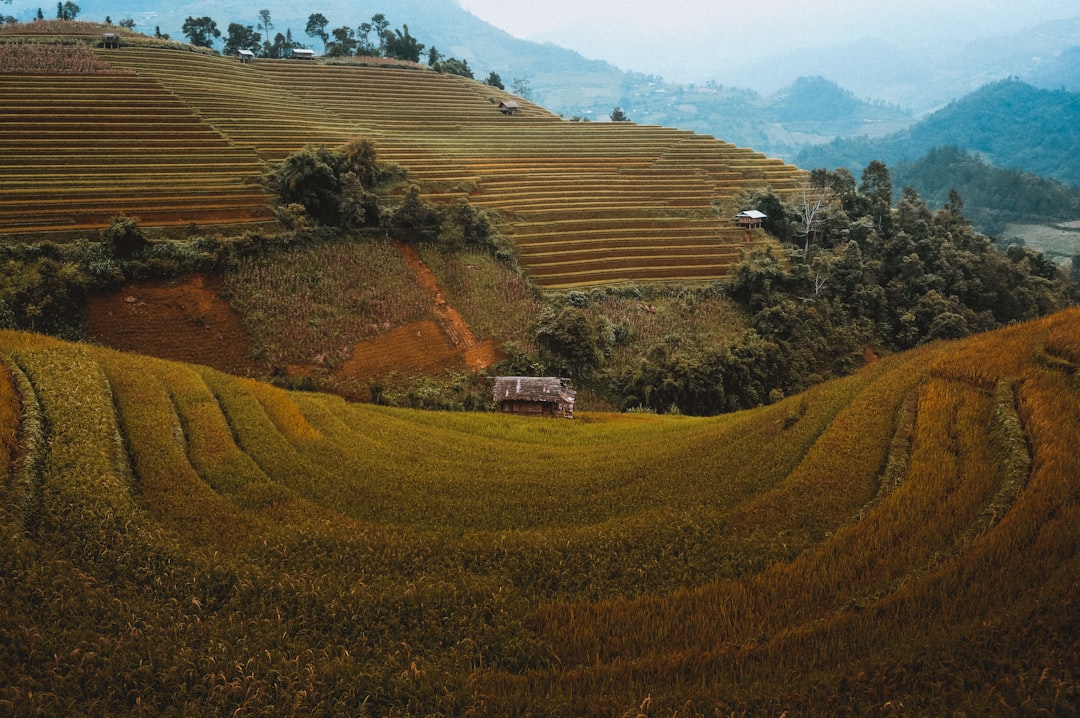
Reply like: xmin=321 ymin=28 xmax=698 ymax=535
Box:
xmin=735 ymin=209 xmax=766 ymax=229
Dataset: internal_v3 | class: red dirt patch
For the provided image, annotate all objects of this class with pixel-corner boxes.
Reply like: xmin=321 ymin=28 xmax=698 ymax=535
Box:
xmin=86 ymin=275 xmax=267 ymax=377
xmin=86 ymin=247 xmax=505 ymax=401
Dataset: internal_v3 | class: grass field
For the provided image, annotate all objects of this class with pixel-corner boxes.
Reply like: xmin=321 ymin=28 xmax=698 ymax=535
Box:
xmin=0 ymin=308 xmax=1077 ymax=714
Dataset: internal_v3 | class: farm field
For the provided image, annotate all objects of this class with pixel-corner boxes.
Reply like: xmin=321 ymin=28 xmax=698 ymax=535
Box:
xmin=0 ymin=308 xmax=1077 ymax=714
xmin=0 ymin=25 xmax=805 ymax=287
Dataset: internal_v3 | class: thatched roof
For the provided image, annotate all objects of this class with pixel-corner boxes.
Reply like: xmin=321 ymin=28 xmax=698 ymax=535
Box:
xmin=492 ymin=376 xmax=574 ymax=403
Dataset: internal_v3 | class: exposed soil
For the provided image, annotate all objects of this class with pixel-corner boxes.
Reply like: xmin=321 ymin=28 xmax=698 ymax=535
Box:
xmin=332 ymin=243 xmax=505 ymax=399
xmin=86 ymin=247 xmax=505 ymax=400
xmin=86 ymin=275 xmax=268 ymax=378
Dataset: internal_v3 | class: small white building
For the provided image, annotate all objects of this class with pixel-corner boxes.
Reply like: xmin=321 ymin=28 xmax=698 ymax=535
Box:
xmin=292 ymin=48 xmax=316 ymax=60
xmin=237 ymin=49 xmax=255 ymax=63
xmin=735 ymin=209 xmax=767 ymax=229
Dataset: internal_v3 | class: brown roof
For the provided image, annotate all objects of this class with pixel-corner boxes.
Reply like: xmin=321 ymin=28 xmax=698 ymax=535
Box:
xmin=492 ymin=376 xmax=575 ymax=403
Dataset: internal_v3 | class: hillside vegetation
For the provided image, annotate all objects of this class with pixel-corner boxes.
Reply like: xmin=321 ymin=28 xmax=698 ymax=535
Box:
xmin=794 ymin=79 xmax=1080 ymax=244
xmin=0 ymin=23 xmax=806 ymax=288
xmin=0 ymin=309 xmax=1078 ymax=714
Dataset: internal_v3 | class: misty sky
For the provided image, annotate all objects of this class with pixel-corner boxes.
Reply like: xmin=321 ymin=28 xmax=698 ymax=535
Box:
xmin=458 ymin=0 xmax=1079 ymax=83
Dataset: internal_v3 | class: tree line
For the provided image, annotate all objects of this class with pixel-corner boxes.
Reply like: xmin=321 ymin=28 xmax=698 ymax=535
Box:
xmin=179 ymin=9 xmax=501 ymax=85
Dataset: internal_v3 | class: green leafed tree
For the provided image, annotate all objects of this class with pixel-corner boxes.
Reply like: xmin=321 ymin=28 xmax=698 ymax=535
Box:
xmin=381 ymin=24 xmax=424 ymax=62
xmin=55 ymin=1 xmax=77 ymax=19
xmin=305 ymin=13 xmax=329 ymax=50
xmin=223 ymin=23 xmax=260 ymax=57
xmin=484 ymin=71 xmax=504 ymax=90
xmin=326 ymin=26 xmax=356 ymax=57
xmin=182 ymin=16 xmax=220 ymax=49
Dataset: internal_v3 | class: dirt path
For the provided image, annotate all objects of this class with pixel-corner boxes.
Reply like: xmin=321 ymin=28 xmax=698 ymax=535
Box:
xmin=393 ymin=241 xmax=502 ymax=371
xmin=394 ymin=240 xmax=477 ymax=349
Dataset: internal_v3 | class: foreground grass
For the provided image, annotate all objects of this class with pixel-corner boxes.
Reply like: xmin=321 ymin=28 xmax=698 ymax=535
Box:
xmin=0 ymin=310 xmax=1078 ymax=714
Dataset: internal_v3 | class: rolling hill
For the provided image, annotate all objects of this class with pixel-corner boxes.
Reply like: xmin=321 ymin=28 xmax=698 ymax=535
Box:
xmin=796 ymin=78 xmax=1080 ymax=189
xmin=0 ymin=23 xmax=806 ymax=288
xmin=0 ymin=307 xmax=1077 ymax=713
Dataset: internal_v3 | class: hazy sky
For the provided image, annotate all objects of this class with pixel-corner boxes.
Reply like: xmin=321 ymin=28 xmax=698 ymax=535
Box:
xmin=458 ymin=0 xmax=1079 ymax=83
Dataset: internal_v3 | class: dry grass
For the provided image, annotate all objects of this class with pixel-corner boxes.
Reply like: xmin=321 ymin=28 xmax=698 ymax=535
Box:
xmin=0 ymin=310 xmax=1076 ymax=713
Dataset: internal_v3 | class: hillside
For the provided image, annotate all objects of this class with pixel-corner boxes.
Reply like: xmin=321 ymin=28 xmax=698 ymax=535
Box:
xmin=0 ymin=23 xmax=806 ymax=289
xmin=0 ymin=309 xmax=1077 ymax=713
xmin=613 ymin=75 xmax=913 ymax=161
xmin=796 ymin=79 xmax=1080 ymax=189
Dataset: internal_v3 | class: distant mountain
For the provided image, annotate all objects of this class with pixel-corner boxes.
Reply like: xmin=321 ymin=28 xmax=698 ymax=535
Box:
xmin=795 ymin=79 xmax=1080 ymax=188
xmin=618 ymin=76 xmax=912 ymax=160
xmin=726 ymin=17 xmax=1080 ymax=112
xmin=892 ymin=146 xmax=1080 ymax=234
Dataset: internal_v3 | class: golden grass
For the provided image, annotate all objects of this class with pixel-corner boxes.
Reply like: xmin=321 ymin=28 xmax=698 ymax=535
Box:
xmin=0 ymin=309 xmax=1077 ymax=714
xmin=4 ymin=37 xmax=799 ymax=285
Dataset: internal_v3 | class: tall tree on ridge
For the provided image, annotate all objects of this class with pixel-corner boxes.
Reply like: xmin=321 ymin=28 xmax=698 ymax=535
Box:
xmin=182 ymin=16 xmax=220 ymax=48
xmin=305 ymin=12 xmax=329 ymax=51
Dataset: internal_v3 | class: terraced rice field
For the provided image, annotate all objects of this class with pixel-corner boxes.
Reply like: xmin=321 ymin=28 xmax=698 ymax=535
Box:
xmin=0 ymin=73 xmax=275 ymax=236
xmin=3 ymin=40 xmax=806 ymax=286
xmin=1 ymin=309 xmax=1078 ymax=713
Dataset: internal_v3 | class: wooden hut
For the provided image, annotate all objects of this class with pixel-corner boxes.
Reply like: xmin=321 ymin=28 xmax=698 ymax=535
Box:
xmin=237 ymin=49 xmax=255 ymax=63
xmin=291 ymin=48 xmax=316 ymax=60
xmin=492 ymin=377 xmax=576 ymax=418
xmin=499 ymin=100 xmax=520 ymax=116
xmin=735 ymin=209 xmax=766 ymax=229
xmin=101 ymin=33 xmax=120 ymax=49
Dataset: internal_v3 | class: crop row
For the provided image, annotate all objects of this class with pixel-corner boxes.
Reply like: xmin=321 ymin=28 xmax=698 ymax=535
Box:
xmin=1 ymin=311 xmax=1077 ymax=712
xmin=7 ymin=42 xmax=804 ymax=284
xmin=0 ymin=68 xmax=274 ymax=235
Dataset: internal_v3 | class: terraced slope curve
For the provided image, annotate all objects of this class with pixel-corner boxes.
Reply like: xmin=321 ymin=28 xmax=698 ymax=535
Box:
xmin=4 ymin=41 xmax=805 ymax=286
xmin=0 ymin=73 xmax=275 ymax=236
xmin=0 ymin=309 xmax=1077 ymax=713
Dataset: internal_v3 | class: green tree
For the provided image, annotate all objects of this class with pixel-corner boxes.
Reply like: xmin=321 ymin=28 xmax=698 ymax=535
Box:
xmin=610 ymin=106 xmax=629 ymax=122
xmin=118 ymin=17 xmax=135 ymax=29
xmin=273 ymin=146 xmax=343 ymax=224
xmin=536 ymin=306 xmax=611 ymax=379
xmin=102 ymin=215 xmax=147 ymax=257
xmin=859 ymin=160 xmax=893 ymax=234
xmin=55 ymin=1 xmax=77 ymax=19
xmin=223 ymin=23 xmax=260 ymax=56
xmin=257 ymin=9 xmax=273 ymax=56
xmin=305 ymin=13 xmax=329 ymax=50
xmin=434 ymin=57 xmax=472 ymax=78
xmin=266 ymin=30 xmax=299 ymax=59
xmin=484 ymin=71 xmax=504 ymax=90
xmin=326 ymin=26 xmax=356 ymax=56
xmin=381 ymin=24 xmax=424 ymax=62
xmin=271 ymin=139 xmax=392 ymax=227
xmin=182 ymin=16 xmax=220 ymax=48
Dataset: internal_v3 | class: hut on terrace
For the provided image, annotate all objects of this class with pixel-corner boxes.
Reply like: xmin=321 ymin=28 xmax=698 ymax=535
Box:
xmin=735 ymin=209 xmax=766 ymax=229
xmin=498 ymin=100 xmax=520 ymax=116
xmin=292 ymin=48 xmax=316 ymax=60
xmin=237 ymin=49 xmax=255 ymax=63
xmin=101 ymin=33 xmax=120 ymax=49
xmin=492 ymin=376 xmax=576 ymax=418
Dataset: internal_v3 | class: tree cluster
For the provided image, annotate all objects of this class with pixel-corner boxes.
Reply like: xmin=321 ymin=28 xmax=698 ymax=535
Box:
xmin=269 ymin=139 xmax=503 ymax=258
xmin=269 ymin=138 xmax=394 ymax=228
xmin=598 ymin=161 xmax=1078 ymax=415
